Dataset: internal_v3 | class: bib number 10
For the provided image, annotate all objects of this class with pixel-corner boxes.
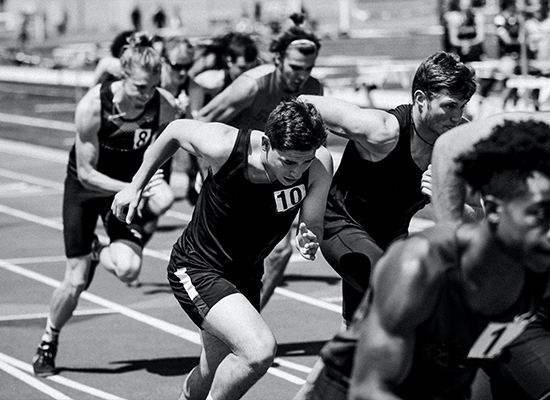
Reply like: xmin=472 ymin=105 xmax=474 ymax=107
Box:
xmin=274 ymin=184 xmax=306 ymax=212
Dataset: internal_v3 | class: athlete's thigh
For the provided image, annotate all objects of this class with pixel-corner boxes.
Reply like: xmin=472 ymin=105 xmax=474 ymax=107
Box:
xmin=201 ymin=293 xmax=275 ymax=356
xmin=321 ymin=225 xmax=383 ymax=293
xmin=63 ymin=177 xmax=110 ymax=258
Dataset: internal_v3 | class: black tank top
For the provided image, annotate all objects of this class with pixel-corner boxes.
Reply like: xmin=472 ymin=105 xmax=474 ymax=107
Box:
xmin=324 ymin=104 xmax=429 ymax=247
xmin=321 ymin=224 xmax=549 ymax=399
xmin=67 ymin=81 xmax=161 ymax=182
xmin=172 ymin=129 xmax=310 ymax=282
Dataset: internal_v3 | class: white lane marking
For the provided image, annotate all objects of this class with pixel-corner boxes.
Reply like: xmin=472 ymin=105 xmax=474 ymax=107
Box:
xmin=0 ymin=308 xmax=117 ymax=322
xmin=0 ymin=352 xmax=126 ymax=400
xmin=0 ymin=168 xmax=64 ymax=190
xmin=0 ymin=357 xmax=74 ymax=400
xmin=0 ymin=112 xmax=75 ymax=132
xmin=0 ymin=260 xmax=309 ymax=385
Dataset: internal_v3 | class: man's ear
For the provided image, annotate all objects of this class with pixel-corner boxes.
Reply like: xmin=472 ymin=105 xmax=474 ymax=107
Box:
xmin=413 ymin=90 xmax=426 ymax=107
xmin=483 ymin=195 xmax=502 ymax=225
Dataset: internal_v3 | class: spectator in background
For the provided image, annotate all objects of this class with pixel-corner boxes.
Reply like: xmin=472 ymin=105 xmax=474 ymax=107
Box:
xmin=444 ymin=0 xmax=486 ymax=62
xmin=152 ymin=7 xmax=167 ymax=30
xmin=130 ymin=6 xmax=142 ymax=31
xmin=495 ymin=0 xmax=522 ymax=59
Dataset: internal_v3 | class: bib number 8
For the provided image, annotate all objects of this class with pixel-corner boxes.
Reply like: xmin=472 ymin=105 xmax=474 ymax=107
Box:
xmin=134 ymin=129 xmax=152 ymax=149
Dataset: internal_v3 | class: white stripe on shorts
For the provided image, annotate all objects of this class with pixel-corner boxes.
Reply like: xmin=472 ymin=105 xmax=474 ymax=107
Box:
xmin=175 ymin=268 xmax=199 ymax=301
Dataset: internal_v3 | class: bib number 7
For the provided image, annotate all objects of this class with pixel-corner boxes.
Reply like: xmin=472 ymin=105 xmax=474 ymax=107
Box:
xmin=467 ymin=313 xmax=536 ymax=359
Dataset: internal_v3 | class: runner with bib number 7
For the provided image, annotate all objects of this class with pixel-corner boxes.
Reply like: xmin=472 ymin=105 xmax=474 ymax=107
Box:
xmin=293 ymin=119 xmax=550 ymax=400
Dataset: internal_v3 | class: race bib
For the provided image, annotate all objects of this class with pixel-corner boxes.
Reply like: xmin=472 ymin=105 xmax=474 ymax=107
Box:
xmin=467 ymin=313 xmax=536 ymax=359
xmin=274 ymin=184 xmax=306 ymax=212
xmin=133 ymin=128 xmax=152 ymax=149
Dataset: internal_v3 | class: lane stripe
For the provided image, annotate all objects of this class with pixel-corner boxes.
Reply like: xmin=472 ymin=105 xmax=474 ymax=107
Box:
xmin=0 ymin=357 xmax=74 ymax=400
xmin=0 ymin=259 xmax=310 ymax=385
xmin=0 ymin=112 xmax=75 ymax=132
xmin=0 ymin=352 xmax=126 ymax=400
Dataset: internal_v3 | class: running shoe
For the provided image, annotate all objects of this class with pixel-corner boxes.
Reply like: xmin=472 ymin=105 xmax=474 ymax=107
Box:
xmin=32 ymin=340 xmax=57 ymax=377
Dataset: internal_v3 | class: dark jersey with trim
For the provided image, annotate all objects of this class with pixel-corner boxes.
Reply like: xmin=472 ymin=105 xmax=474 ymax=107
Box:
xmin=227 ymin=64 xmax=323 ymax=130
xmin=324 ymin=104 xmax=429 ymax=247
xmin=171 ymin=129 xmax=309 ymax=281
xmin=321 ymin=223 xmax=549 ymax=399
xmin=67 ymin=81 xmax=161 ymax=183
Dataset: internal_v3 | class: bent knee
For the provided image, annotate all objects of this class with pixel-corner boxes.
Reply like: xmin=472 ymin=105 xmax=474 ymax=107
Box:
xmin=243 ymin=334 xmax=277 ymax=375
xmin=113 ymin=261 xmax=140 ymax=283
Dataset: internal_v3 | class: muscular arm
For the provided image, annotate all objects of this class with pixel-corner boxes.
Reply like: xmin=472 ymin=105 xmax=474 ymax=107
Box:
xmin=298 ymin=95 xmax=400 ymax=161
xmin=112 ymin=120 xmax=237 ymax=222
xmin=349 ymin=237 xmax=439 ymax=400
xmin=194 ymin=74 xmax=257 ymax=122
xmin=295 ymin=146 xmax=333 ymax=259
xmin=432 ymin=111 xmax=550 ymax=224
xmin=74 ymin=85 xmax=131 ymax=195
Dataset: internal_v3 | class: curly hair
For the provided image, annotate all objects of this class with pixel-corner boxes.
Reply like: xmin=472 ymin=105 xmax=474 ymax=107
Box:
xmin=119 ymin=31 xmax=162 ymax=76
xmin=412 ymin=51 xmax=477 ymax=102
xmin=264 ymin=99 xmax=327 ymax=152
xmin=456 ymin=119 xmax=550 ymax=199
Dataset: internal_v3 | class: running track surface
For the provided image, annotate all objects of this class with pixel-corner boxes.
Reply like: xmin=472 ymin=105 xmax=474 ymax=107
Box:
xmin=0 ymin=82 xmax=434 ymax=400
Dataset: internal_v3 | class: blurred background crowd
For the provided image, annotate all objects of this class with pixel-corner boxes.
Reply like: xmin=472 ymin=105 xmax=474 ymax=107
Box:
xmin=0 ymin=0 xmax=550 ymax=116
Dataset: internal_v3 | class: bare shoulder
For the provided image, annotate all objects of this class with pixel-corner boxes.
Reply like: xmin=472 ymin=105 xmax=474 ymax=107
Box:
xmin=373 ymin=236 xmax=443 ymax=334
xmin=75 ymin=85 xmax=101 ymax=126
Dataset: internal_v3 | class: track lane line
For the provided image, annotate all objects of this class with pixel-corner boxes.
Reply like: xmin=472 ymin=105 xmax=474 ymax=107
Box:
xmin=0 ymin=352 xmax=126 ymax=400
xmin=0 ymin=356 xmax=74 ymax=400
xmin=0 ymin=259 xmax=310 ymax=385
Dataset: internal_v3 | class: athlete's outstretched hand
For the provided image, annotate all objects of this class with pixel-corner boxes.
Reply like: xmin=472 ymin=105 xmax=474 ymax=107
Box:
xmin=295 ymin=222 xmax=319 ymax=261
xmin=421 ymin=163 xmax=432 ymax=198
xmin=112 ymin=184 xmax=143 ymax=225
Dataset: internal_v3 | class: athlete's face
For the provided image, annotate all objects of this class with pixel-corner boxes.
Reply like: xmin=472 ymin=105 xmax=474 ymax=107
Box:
xmin=492 ymin=171 xmax=550 ymax=272
xmin=227 ymin=55 xmax=257 ymax=81
xmin=276 ymin=47 xmax=317 ymax=94
xmin=123 ymin=67 xmax=161 ymax=110
xmin=266 ymin=146 xmax=317 ymax=186
xmin=417 ymin=89 xmax=468 ymax=136
xmin=162 ymin=46 xmax=194 ymax=89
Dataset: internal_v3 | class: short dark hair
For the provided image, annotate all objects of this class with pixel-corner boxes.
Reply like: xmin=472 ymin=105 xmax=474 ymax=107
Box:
xmin=110 ymin=30 xmax=135 ymax=58
xmin=456 ymin=119 xmax=550 ymax=199
xmin=412 ymin=51 xmax=477 ymax=102
xmin=224 ymin=32 xmax=258 ymax=63
xmin=264 ymin=99 xmax=327 ymax=152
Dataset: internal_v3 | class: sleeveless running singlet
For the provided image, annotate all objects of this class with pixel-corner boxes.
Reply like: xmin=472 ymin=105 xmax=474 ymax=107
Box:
xmin=321 ymin=223 xmax=549 ymax=399
xmin=227 ymin=64 xmax=323 ymax=130
xmin=171 ymin=129 xmax=310 ymax=280
xmin=324 ymin=104 xmax=429 ymax=247
xmin=67 ymin=81 xmax=161 ymax=182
